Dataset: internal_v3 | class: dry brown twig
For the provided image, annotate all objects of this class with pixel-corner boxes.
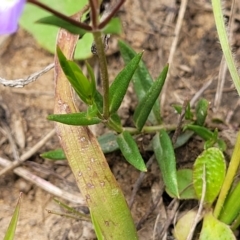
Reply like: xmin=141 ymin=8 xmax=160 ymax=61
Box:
xmin=161 ymin=0 xmax=189 ymax=108
xmin=0 ymin=63 xmax=54 ymax=88
xmin=0 ymin=156 xmax=84 ymax=204
xmin=0 ymin=129 xmax=55 ymax=176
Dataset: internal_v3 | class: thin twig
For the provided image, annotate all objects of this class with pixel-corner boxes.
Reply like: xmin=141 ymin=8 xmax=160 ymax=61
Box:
xmin=0 ymin=63 xmax=54 ymax=88
xmin=172 ymin=99 xmax=189 ymax=145
xmin=0 ymin=129 xmax=55 ymax=176
xmin=189 ymin=77 xmax=214 ymax=107
xmin=186 ymin=165 xmax=206 ymax=240
xmin=0 ymin=156 xmax=84 ymax=204
xmin=161 ymin=0 xmax=189 ymax=108
xmin=159 ymin=199 xmax=180 ymax=238
xmin=129 ymin=155 xmax=155 ymax=209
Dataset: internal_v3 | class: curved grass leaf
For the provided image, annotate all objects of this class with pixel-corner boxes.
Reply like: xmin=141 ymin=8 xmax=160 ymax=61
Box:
xmin=219 ymin=182 xmax=240 ymax=225
xmin=107 ymin=113 xmax=123 ymax=133
xmin=40 ymin=148 xmax=66 ymax=160
xmin=199 ymin=212 xmax=236 ymax=240
xmin=118 ymin=40 xmax=161 ymax=124
xmin=109 ymin=52 xmax=143 ymax=114
xmin=57 ymin=47 xmax=95 ymax=104
xmin=133 ymin=65 xmax=168 ymax=131
xmin=48 ymin=112 xmax=101 ymax=126
xmin=4 ymin=193 xmax=22 ymax=240
xmin=193 ymin=148 xmax=226 ymax=205
xmin=153 ymin=129 xmax=179 ymax=198
xmin=195 ymin=98 xmax=209 ymax=126
xmin=117 ymin=131 xmax=147 ymax=172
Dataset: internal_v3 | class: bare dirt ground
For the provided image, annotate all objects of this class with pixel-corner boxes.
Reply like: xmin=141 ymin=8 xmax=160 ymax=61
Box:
xmin=0 ymin=0 xmax=240 ymax=239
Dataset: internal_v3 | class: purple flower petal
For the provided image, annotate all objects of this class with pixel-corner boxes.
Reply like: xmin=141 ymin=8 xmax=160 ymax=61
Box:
xmin=0 ymin=0 xmax=26 ymax=35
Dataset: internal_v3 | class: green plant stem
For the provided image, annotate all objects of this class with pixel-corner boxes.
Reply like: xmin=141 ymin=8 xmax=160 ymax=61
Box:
xmin=93 ymin=31 xmax=110 ymax=119
xmin=211 ymin=0 xmax=240 ymax=95
xmin=124 ymin=124 xmax=177 ymax=134
xmin=214 ymin=131 xmax=240 ymax=218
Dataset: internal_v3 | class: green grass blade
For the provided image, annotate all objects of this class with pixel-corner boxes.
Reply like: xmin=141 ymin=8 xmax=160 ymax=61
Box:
xmin=211 ymin=0 xmax=240 ymax=95
xmin=117 ymin=131 xmax=147 ymax=172
xmin=118 ymin=40 xmax=161 ymax=124
xmin=133 ymin=65 xmax=168 ymax=131
xmin=4 ymin=193 xmax=22 ymax=240
xmin=109 ymin=52 xmax=143 ymax=113
xmin=153 ymin=130 xmax=179 ymax=198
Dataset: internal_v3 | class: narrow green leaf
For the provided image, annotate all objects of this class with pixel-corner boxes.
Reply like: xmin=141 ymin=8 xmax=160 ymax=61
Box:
xmin=133 ymin=65 xmax=168 ymax=131
xmin=185 ymin=103 xmax=194 ymax=120
xmin=4 ymin=193 xmax=22 ymax=240
xmin=219 ymin=182 xmax=240 ymax=225
xmin=199 ymin=212 xmax=236 ymax=240
xmin=57 ymin=47 xmax=93 ymax=104
xmin=153 ymin=129 xmax=179 ymax=198
xmin=118 ymin=40 xmax=161 ymax=124
xmin=90 ymin=210 xmax=104 ymax=240
xmin=185 ymin=124 xmax=214 ymax=141
xmin=37 ymin=15 xmax=87 ymax=35
xmin=86 ymin=61 xmax=96 ymax=97
xmin=101 ymin=17 xmax=122 ymax=35
xmin=93 ymin=90 xmax=103 ymax=113
xmin=40 ymin=148 xmax=66 ymax=160
xmin=109 ymin=52 xmax=143 ymax=113
xmin=41 ymin=133 xmax=119 ymax=160
xmin=172 ymin=104 xmax=182 ymax=115
xmin=117 ymin=131 xmax=147 ymax=172
xmin=47 ymin=112 xmax=101 ymax=126
xmin=193 ymin=148 xmax=226 ymax=205
xmin=107 ymin=113 xmax=123 ymax=133
xmin=185 ymin=125 xmax=226 ymax=151
xmin=195 ymin=98 xmax=209 ymax=126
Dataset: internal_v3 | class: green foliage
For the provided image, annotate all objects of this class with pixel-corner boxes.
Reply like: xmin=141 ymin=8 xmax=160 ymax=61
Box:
xmin=193 ymin=148 xmax=226 ymax=205
xmin=199 ymin=212 xmax=236 ymax=240
xmin=219 ymin=182 xmax=240 ymax=225
xmin=118 ymin=40 xmax=162 ymax=124
xmin=48 ymin=112 xmax=101 ymax=126
xmin=117 ymin=131 xmax=147 ymax=172
xmin=40 ymin=148 xmax=66 ymax=160
xmin=19 ymin=0 xmax=92 ymax=59
xmin=4 ymin=193 xmax=22 ymax=240
xmin=133 ymin=65 xmax=168 ymax=131
xmin=173 ymin=210 xmax=198 ymax=240
xmin=195 ymin=98 xmax=209 ymax=126
xmin=57 ymin=47 xmax=96 ymax=105
xmin=153 ymin=129 xmax=179 ymax=198
xmin=176 ymin=169 xmax=196 ymax=199
xmin=109 ymin=52 xmax=143 ymax=114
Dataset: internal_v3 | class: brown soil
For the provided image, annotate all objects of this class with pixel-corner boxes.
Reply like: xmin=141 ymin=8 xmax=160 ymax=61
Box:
xmin=0 ymin=0 xmax=240 ymax=239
